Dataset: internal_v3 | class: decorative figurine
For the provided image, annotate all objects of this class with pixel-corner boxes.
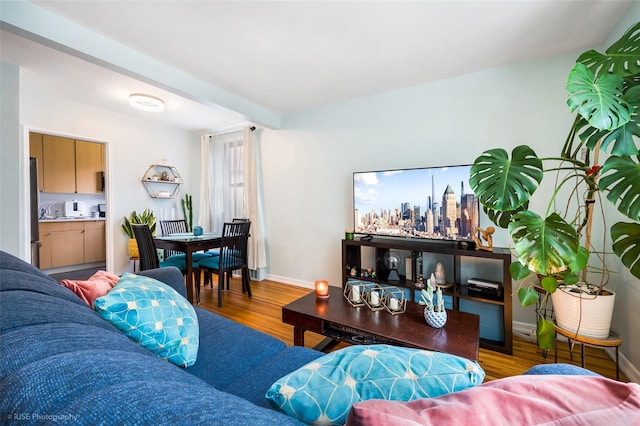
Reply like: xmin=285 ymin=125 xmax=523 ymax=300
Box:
xmin=472 ymin=226 xmax=495 ymax=252
xmin=435 ymin=262 xmax=446 ymax=286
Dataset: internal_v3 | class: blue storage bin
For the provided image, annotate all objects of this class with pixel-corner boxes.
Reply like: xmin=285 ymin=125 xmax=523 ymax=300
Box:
xmin=459 ymin=299 xmax=504 ymax=342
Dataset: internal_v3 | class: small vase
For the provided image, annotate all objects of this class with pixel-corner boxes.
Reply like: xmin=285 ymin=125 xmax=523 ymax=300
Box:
xmin=127 ymin=238 xmax=139 ymax=258
xmin=424 ymin=307 xmax=447 ymax=328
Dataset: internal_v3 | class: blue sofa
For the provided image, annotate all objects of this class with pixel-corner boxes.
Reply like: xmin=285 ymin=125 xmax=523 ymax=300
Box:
xmin=0 ymin=251 xmax=323 ymax=425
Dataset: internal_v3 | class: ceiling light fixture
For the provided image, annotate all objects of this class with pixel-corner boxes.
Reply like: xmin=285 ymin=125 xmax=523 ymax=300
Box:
xmin=129 ymin=93 xmax=164 ymax=112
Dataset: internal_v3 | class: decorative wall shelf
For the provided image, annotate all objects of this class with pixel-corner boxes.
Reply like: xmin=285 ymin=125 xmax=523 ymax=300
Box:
xmin=142 ymin=165 xmax=183 ymax=198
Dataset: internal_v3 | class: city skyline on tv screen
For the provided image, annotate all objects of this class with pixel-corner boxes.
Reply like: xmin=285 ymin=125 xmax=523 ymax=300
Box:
xmin=353 ymin=165 xmax=479 ymax=241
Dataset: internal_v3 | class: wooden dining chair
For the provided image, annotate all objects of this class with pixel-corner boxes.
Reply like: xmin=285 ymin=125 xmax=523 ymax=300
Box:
xmin=132 ymin=224 xmax=201 ymax=296
xmin=196 ymin=221 xmax=252 ymax=307
xmin=203 ymin=218 xmax=251 ymax=289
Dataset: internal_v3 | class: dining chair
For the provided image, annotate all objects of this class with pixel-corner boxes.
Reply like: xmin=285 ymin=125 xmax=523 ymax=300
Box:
xmin=203 ymin=218 xmax=251 ymax=289
xmin=158 ymin=219 xmax=212 ymax=261
xmin=131 ymin=223 xmax=201 ymax=295
xmin=196 ymin=221 xmax=252 ymax=307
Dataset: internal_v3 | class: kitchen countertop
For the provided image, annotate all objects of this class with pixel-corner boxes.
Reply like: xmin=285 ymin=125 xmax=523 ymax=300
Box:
xmin=40 ymin=217 xmax=105 ymax=222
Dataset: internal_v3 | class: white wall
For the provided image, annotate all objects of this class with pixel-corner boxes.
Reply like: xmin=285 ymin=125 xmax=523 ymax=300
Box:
xmin=16 ymin=88 xmax=201 ymax=274
xmin=0 ymin=61 xmax=24 ymax=258
xmin=260 ymin=47 xmax=639 ymax=373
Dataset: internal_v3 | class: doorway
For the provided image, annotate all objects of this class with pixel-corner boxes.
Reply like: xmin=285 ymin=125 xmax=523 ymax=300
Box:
xmin=29 ymin=131 xmax=108 ymax=274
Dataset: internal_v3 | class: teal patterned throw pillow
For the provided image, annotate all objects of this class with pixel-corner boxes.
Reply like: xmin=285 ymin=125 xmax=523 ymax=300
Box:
xmin=265 ymin=344 xmax=484 ymax=425
xmin=94 ymin=273 xmax=199 ymax=367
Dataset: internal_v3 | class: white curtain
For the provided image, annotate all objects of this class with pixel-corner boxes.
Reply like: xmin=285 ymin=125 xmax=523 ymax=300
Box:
xmin=198 ymin=134 xmax=213 ymax=231
xmin=243 ymin=127 xmax=268 ymax=274
xmin=198 ymin=128 xmax=268 ymax=275
xmin=199 ymin=131 xmax=245 ymax=232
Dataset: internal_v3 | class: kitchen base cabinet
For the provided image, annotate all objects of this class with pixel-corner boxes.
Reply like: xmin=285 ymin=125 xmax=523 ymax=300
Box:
xmin=51 ymin=223 xmax=84 ymax=267
xmin=39 ymin=221 xmax=106 ymax=269
xmin=84 ymin=221 xmax=106 ymax=263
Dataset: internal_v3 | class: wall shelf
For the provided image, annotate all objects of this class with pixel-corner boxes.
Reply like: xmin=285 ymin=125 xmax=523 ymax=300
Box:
xmin=142 ymin=165 xmax=183 ymax=198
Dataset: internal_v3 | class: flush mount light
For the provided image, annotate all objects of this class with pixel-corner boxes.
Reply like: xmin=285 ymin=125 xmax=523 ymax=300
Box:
xmin=129 ymin=93 xmax=164 ymax=112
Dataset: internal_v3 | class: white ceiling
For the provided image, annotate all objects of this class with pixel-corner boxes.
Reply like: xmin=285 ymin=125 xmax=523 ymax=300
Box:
xmin=0 ymin=0 xmax=633 ymax=132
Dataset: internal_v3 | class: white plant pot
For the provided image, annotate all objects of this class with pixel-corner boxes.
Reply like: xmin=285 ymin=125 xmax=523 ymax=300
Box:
xmin=551 ymin=285 xmax=615 ymax=339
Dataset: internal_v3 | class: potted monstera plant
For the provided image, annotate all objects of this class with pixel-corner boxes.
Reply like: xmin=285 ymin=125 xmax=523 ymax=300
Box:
xmin=470 ymin=22 xmax=640 ymax=350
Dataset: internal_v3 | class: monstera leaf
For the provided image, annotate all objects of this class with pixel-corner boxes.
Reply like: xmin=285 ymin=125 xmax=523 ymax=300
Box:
xmin=611 ymin=222 xmax=640 ymax=280
xmin=508 ymin=211 xmax=580 ymax=276
xmin=600 ymin=155 xmax=640 ymax=221
xmin=578 ymin=85 xmax=640 ymax=156
xmin=566 ymin=63 xmax=631 ymax=131
xmin=481 ymin=203 xmax=528 ymax=230
xmin=577 ymin=22 xmax=640 ymax=79
xmin=470 ymin=146 xmax=543 ymax=212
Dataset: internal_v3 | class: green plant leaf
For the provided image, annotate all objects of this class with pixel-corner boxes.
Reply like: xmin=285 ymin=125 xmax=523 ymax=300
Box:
xmin=584 ymin=85 xmax=640 ymax=156
xmin=509 ymin=211 xmax=580 ymax=275
xmin=611 ymin=221 xmax=640 ymax=280
xmin=600 ymin=155 xmax=640 ymax=221
xmin=567 ymin=62 xmax=631 ymax=131
xmin=482 ymin=204 xmax=528 ymax=229
xmin=540 ymin=276 xmax=558 ymax=294
xmin=537 ymin=318 xmax=556 ymax=351
xmin=568 ymin=246 xmax=590 ymax=273
xmin=577 ymin=22 xmax=640 ymax=79
xmin=509 ymin=261 xmax=532 ymax=281
xmin=470 ymin=146 xmax=543 ymax=212
xmin=560 ymin=272 xmax=580 ymax=286
xmin=518 ymin=287 xmax=539 ymax=307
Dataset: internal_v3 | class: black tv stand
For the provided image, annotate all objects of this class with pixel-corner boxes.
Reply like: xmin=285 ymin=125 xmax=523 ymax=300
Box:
xmin=341 ymin=238 xmax=513 ymax=355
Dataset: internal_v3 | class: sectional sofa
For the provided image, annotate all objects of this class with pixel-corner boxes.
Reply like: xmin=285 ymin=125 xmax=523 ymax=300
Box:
xmin=0 ymin=250 xmax=322 ymax=425
xmin=2 ymin=250 xmax=639 ymax=425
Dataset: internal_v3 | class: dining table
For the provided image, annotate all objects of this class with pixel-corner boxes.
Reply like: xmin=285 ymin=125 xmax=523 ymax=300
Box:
xmin=154 ymin=232 xmax=222 ymax=304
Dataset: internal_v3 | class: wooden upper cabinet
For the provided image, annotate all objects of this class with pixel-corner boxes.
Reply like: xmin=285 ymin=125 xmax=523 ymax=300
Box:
xmin=30 ymin=132 xmax=105 ymax=194
xmin=29 ymin=132 xmax=44 ymax=192
xmin=42 ymin=135 xmax=76 ymax=193
xmin=76 ymin=140 xmax=104 ymax=194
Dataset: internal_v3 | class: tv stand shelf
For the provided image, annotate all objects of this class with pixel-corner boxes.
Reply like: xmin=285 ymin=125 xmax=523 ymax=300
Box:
xmin=342 ymin=238 xmax=513 ymax=355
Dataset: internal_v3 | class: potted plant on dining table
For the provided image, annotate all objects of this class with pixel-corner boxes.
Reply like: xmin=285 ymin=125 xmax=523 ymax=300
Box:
xmin=469 ymin=22 xmax=640 ymax=350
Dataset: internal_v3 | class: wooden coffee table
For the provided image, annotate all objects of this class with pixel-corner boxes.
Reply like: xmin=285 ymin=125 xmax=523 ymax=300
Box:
xmin=282 ymin=286 xmax=480 ymax=361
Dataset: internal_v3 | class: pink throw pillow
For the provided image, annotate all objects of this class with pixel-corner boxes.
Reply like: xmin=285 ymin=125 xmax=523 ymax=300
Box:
xmin=60 ymin=270 xmax=120 ymax=308
xmin=346 ymin=375 xmax=640 ymax=426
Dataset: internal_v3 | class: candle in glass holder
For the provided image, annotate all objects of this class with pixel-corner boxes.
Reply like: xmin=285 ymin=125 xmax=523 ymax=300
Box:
xmin=370 ymin=290 xmax=380 ymax=306
xmin=351 ymin=285 xmax=361 ymax=302
xmin=315 ymin=280 xmax=330 ymax=300
xmin=389 ymin=297 xmax=399 ymax=311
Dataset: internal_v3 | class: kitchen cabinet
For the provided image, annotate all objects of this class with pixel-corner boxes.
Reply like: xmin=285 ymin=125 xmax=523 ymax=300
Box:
xmin=39 ymin=220 xmax=106 ymax=269
xmin=39 ymin=224 xmax=53 ymax=270
xmin=29 ymin=132 xmax=104 ymax=194
xmin=83 ymin=221 xmax=106 ymax=263
xmin=76 ymin=141 xmax=104 ymax=194
xmin=43 ymin=135 xmax=76 ymax=193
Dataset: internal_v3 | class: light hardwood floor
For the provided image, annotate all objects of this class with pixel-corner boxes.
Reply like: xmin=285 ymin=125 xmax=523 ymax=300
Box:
xmin=198 ymin=276 xmax=628 ymax=382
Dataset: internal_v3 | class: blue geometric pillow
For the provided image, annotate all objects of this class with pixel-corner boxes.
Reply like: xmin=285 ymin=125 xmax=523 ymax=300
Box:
xmin=94 ymin=273 xmax=199 ymax=367
xmin=265 ymin=344 xmax=484 ymax=425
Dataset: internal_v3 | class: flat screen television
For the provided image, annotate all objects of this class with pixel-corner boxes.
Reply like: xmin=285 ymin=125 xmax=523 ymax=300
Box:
xmin=353 ymin=165 xmax=480 ymax=244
